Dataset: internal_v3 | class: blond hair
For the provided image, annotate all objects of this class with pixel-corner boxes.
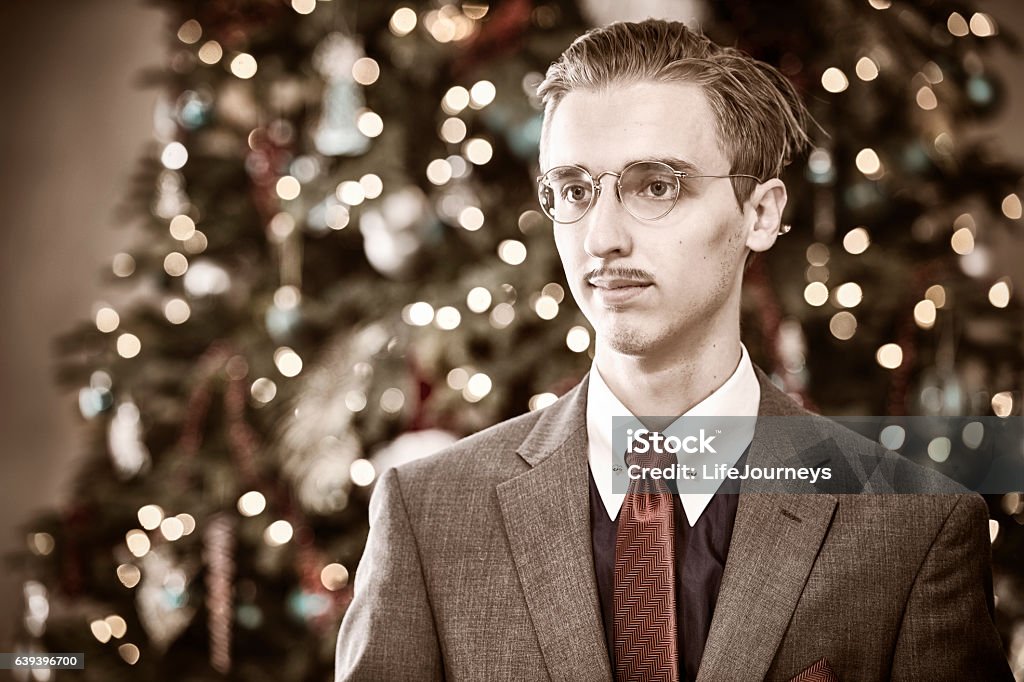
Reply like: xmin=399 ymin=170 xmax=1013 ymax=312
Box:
xmin=537 ymin=19 xmax=811 ymax=203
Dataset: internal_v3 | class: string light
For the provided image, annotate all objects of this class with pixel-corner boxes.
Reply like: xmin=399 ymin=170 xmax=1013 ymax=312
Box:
xmin=843 ymin=227 xmax=870 ymax=254
xmin=28 ymin=532 xmax=55 ymax=556
xmin=113 ymin=253 xmax=135 ymax=277
xmin=116 ymin=564 xmax=141 ymax=588
xmin=161 ymin=142 xmax=188 ymax=169
xmin=498 ymin=240 xmax=527 ymax=265
xmin=389 ymin=7 xmax=417 ymax=36
xmin=878 ymin=425 xmax=905 ymax=451
xmin=359 ymin=174 xmax=383 ymax=199
xmin=542 ymin=283 xmax=564 ymax=302
xmin=854 ymin=57 xmax=879 ymax=81
xmin=529 ymin=393 xmax=558 ymax=411
xmin=96 ymin=307 xmax=120 ymax=333
xmin=160 ymin=516 xmax=185 ymax=541
xmin=915 ymin=86 xmax=938 ymax=111
xmin=403 ymin=302 xmax=434 ymax=326
xmin=164 ymin=252 xmax=188 ymax=276
xmin=566 ymin=326 xmax=591 ymax=352
xmin=464 ymin=373 xmax=492 ymax=401
xmin=426 ymin=159 xmax=453 ymax=185
xmin=803 ymin=282 xmax=828 ymax=307
xmin=345 ymin=390 xmax=367 ymax=412
xmin=963 ymin=421 xmax=985 ymax=449
xmin=989 ymin=279 xmax=1011 ymax=308
xmin=855 ymin=148 xmax=882 ymax=177
xmin=443 ymin=86 xmax=470 ymax=114
xmin=337 ymin=181 xmax=365 ymax=205
xmin=276 ymin=176 xmax=301 ymax=200
xmin=821 ymin=67 xmax=848 ymax=93
xmin=118 ymin=644 xmax=140 ymax=665
xmin=534 ymin=295 xmax=558 ymax=319
xmin=925 ymin=284 xmax=946 ymax=308
xmin=469 ymin=80 xmax=496 ymax=108
xmin=238 ymin=491 xmax=267 ymax=517
xmin=274 ymin=347 xmax=303 ymax=377
xmin=198 ymin=40 xmax=223 ymax=64
xmin=463 ymin=138 xmax=493 ymax=164
xmin=927 ymin=437 xmax=951 ymax=462
xmin=834 ymin=282 xmax=863 ymax=308
xmin=992 ymin=392 xmax=1014 ymax=417
xmin=947 ymin=12 xmax=969 ymax=37
xmin=969 ymin=13 xmax=996 ymax=37
xmin=466 ymin=287 xmax=492 ymax=312
xmin=90 ymin=619 xmax=113 ymax=643
xmin=117 ymin=333 xmax=142 ymax=359
xmin=350 ymin=459 xmax=376 ymax=486
xmin=352 ymin=57 xmax=380 ymax=85
xmin=380 ymin=387 xmax=405 ymax=413
xmin=264 ymin=520 xmax=293 ymax=546
xmin=321 ymin=563 xmax=350 ymax=591
xmin=105 ymin=614 xmax=128 ymax=639
xmin=446 ymin=368 xmax=469 ymax=390
xmin=125 ymin=530 xmax=150 ymax=558
xmin=292 ymin=0 xmax=316 ymax=15
xmin=435 ymin=306 xmax=461 ymax=330
xmin=913 ymin=300 xmax=937 ymax=328
xmin=1002 ymin=193 xmax=1022 ymax=220
xmin=876 ymin=343 xmax=903 ymax=369
xmin=951 ymin=227 xmax=974 ymax=255
xmin=326 ymin=205 xmax=350 ymax=229
xmin=250 ymin=377 xmax=277 ymax=404
xmin=459 ymin=206 xmax=484 ymax=231
xmin=177 ymin=513 xmax=196 ymax=535
xmin=137 ymin=505 xmax=164 ymax=530
xmin=441 ymin=117 xmax=467 ymax=144
xmin=177 ymin=19 xmax=202 ymax=44
xmin=230 ymin=53 xmax=258 ymax=79
xmin=829 ymin=312 xmax=857 ymax=340
xmin=489 ymin=302 xmax=515 ymax=329
xmin=169 ymin=214 xmax=196 ymax=240
xmin=806 ymin=242 xmax=829 ymax=265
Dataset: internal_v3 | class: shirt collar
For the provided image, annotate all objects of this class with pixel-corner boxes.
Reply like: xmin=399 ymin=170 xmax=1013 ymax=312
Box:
xmin=586 ymin=343 xmax=760 ymax=526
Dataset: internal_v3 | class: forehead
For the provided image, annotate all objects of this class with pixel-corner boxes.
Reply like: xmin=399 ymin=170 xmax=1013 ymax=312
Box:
xmin=543 ymin=81 xmax=728 ymax=174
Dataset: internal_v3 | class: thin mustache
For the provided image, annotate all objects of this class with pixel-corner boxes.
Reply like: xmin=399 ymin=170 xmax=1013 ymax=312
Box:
xmin=585 ymin=267 xmax=655 ymax=283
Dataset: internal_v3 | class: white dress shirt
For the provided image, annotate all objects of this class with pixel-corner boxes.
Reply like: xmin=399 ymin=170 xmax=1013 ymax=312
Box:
xmin=586 ymin=343 xmax=760 ymax=527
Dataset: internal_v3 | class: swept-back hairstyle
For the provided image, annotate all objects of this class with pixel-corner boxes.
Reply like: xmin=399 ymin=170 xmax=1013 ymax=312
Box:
xmin=537 ymin=19 xmax=811 ymax=203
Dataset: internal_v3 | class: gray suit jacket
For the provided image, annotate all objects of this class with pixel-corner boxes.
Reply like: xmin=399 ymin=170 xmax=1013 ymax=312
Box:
xmin=336 ymin=368 xmax=1012 ymax=681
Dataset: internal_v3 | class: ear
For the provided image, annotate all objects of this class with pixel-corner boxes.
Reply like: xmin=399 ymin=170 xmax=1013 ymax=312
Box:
xmin=744 ymin=178 xmax=789 ymax=253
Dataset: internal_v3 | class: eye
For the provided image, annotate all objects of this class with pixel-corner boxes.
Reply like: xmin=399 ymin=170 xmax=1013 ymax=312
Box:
xmin=646 ymin=180 xmax=670 ymax=198
xmin=560 ymin=183 xmax=591 ymax=204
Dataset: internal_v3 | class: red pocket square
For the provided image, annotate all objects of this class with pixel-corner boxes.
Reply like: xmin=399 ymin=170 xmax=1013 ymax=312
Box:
xmin=787 ymin=656 xmax=838 ymax=682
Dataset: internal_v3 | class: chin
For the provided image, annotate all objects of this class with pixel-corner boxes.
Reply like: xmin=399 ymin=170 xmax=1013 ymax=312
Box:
xmin=600 ymin=326 xmax=657 ymax=357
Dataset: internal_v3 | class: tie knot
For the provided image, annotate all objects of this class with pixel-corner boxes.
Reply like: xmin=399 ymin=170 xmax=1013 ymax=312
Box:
xmin=624 ymin=449 xmax=677 ymax=471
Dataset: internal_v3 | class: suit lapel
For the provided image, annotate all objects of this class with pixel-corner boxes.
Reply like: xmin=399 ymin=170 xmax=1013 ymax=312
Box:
xmin=497 ymin=377 xmax=613 ymax=681
xmin=696 ymin=369 xmax=838 ymax=682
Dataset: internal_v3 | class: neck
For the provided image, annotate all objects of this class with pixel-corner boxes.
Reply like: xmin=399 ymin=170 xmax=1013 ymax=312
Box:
xmin=594 ymin=330 xmax=742 ymax=417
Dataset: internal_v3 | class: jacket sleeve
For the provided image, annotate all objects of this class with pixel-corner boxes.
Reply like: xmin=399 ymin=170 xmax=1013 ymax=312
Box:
xmin=890 ymin=494 xmax=1012 ymax=681
xmin=336 ymin=466 xmax=444 ymax=681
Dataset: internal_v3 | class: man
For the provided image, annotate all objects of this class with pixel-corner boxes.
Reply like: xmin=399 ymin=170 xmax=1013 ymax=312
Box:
xmin=336 ymin=20 xmax=1012 ymax=681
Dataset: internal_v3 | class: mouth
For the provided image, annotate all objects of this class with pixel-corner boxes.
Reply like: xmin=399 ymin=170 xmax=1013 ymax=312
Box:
xmin=586 ymin=277 xmax=653 ymax=305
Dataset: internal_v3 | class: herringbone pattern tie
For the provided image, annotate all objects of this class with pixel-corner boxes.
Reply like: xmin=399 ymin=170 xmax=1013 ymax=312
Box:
xmin=614 ymin=449 xmax=678 ymax=682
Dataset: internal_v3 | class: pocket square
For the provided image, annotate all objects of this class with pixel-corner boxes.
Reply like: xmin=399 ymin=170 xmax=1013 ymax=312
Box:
xmin=787 ymin=656 xmax=838 ymax=682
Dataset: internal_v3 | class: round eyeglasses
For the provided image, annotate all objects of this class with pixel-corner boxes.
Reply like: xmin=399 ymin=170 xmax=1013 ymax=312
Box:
xmin=536 ymin=160 xmax=762 ymax=224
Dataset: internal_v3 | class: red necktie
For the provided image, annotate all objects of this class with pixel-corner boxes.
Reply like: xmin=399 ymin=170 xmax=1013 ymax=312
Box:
xmin=614 ymin=449 xmax=679 ymax=681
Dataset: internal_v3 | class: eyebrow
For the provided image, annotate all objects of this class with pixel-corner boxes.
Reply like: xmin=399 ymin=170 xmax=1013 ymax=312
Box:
xmin=550 ymin=156 xmax=704 ymax=176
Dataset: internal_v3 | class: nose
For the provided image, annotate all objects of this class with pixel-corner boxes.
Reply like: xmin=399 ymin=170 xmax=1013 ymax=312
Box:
xmin=581 ymin=174 xmax=632 ymax=259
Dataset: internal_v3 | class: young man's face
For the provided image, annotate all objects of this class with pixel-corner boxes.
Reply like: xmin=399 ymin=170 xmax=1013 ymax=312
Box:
xmin=543 ymin=80 xmax=756 ymax=361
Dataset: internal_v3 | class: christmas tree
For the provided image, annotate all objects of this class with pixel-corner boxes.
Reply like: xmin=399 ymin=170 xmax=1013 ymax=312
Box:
xmin=12 ymin=0 xmax=1022 ymax=679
